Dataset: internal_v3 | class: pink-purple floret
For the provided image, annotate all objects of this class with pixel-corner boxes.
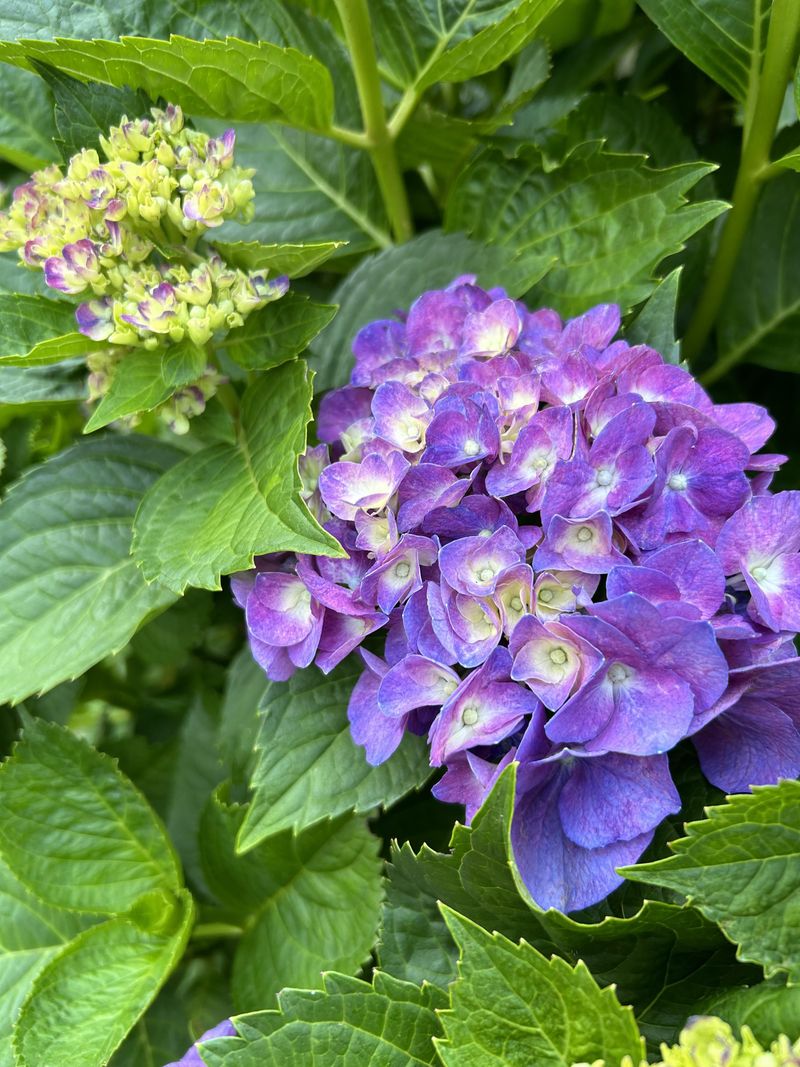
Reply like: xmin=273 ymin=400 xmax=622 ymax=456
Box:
xmin=232 ymin=275 xmax=800 ymax=913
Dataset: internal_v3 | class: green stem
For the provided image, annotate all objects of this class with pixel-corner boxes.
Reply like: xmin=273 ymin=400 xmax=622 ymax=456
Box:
xmin=685 ymin=0 xmax=800 ymax=375
xmin=191 ymin=922 xmax=243 ymax=941
xmin=334 ymin=0 xmax=413 ymax=243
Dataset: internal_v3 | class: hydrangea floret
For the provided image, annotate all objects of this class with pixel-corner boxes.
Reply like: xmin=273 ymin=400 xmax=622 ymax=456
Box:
xmin=232 ymin=276 xmax=800 ymax=913
xmin=576 ymin=1016 xmax=800 ymax=1066
xmin=0 ymin=104 xmax=288 ymax=430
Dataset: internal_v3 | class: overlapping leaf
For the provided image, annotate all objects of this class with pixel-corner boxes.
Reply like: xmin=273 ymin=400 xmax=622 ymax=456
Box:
xmin=238 ymin=659 xmax=432 ymax=849
xmin=623 ymin=779 xmax=800 ymax=983
xmin=223 ymin=294 xmax=337 ymax=372
xmin=637 ymin=0 xmax=773 ymax=103
xmin=131 ymin=361 xmax=343 ymax=594
xmin=437 ymin=908 xmax=645 ymax=1066
xmin=198 ymin=972 xmax=447 ymax=1067
xmin=446 ymin=142 xmax=726 ymax=317
xmin=201 ymin=791 xmax=382 ymax=1010
xmin=0 ymin=437 xmax=179 ymax=704
xmin=0 ymin=65 xmax=58 ymax=170
xmin=0 ymin=36 xmax=334 ymax=132
xmin=0 ymin=294 xmax=95 ymax=366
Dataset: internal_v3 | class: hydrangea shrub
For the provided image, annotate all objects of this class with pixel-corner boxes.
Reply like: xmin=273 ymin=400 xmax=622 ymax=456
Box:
xmin=0 ymin=1 xmax=797 ymax=1065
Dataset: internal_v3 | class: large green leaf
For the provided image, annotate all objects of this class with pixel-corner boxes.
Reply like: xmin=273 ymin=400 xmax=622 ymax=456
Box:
xmin=437 ymin=908 xmax=645 ymax=1067
xmin=0 ymin=719 xmax=182 ymax=913
xmin=14 ymin=893 xmax=194 ymax=1067
xmin=626 ymin=267 xmax=682 ymax=363
xmin=199 ymin=972 xmax=446 ymax=1067
xmin=0 ymin=65 xmax=58 ymax=170
xmin=131 ymin=361 xmax=343 ymax=594
xmin=708 ymin=979 xmax=800 ymax=1046
xmin=0 ymin=361 xmax=86 ymax=406
xmin=446 ymin=142 xmax=725 ymax=317
xmin=382 ymin=766 xmax=754 ymax=1045
xmin=623 ymin=779 xmax=800 ymax=983
xmin=0 ymin=0 xmax=169 ymax=41
xmin=212 ymin=122 xmax=391 ymax=256
xmin=310 ymin=229 xmax=554 ymax=393
xmin=372 ymin=0 xmax=562 ymax=91
xmin=637 ymin=0 xmax=773 ymax=104
xmin=84 ymin=342 xmax=207 ymax=433
xmin=0 ymin=294 xmax=96 ymax=366
xmin=0 ymin=36 xmax=334 ymax=133
xmin=223 ymin=294 xmax=337 ymax=372
xmin=717 ymin=174 xmax=800 ymax=373
xmin=0 ymin=862 xmax=88 ymax=1067
xmin=218 ymin=647 xmax=269 ymax=782
xmin=201 ymin=792 xmax=382 ymax=1011
xmin=238 ymin=659 xmax=433 ymax=850
xmin=0 ymin=437 xmax=179 ymax=704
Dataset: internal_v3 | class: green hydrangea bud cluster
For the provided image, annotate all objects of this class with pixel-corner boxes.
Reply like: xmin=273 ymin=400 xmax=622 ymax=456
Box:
xmin=0 ymin=104 xmax=289 ymax=433
xmin=573 ymin=1017 xmax=800 ymax=1067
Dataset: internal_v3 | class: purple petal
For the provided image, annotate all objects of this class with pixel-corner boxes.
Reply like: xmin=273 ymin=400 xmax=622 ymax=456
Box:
xmin=693 ymin=695 xmax=800 ymax=793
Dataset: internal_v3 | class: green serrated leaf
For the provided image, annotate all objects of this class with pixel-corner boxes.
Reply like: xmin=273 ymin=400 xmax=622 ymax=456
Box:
xmin=384 ymin=765 xmax=754 ymax=1047
xmin=198 ymin=972 xmax=446 ymax=1067
xmin=1 ymin=36 xmax=334 ymax=133
xmin=219 ymin=646 xmax=269 ymax=782
xmin=13 ymin=890 xmax=194 ymax=1067
xmin=0 ymin=719 xmax=182 ymax=913
xmin=0 ymin=294 xmax=97 ymax=366
xmin=213 ymin=240 xmax=345 ymax=278
xmin=0 ymin=861 xmax=90 ymax=1067
xmin=310 ymin=229 xmax=553 ymax=392
xmin=0 ymin=436 xmax=180 ymax=704
xmin=446 ymin=142 xmax=726 ymax=317
xmin=626 ymin=267 xmax=682 ymax=363
xmin=437 ymin=908 xmax=645 ymax=1066
xmin=84 ymin=341 xmax=206 ymax=433
xmin=0 ymin=360 xmax=86 ymax=406
xmin=223 ymin=294 xmax=337 ymax=372
xmin=0 ymin=65 xmax=58 ymax=170
xmin=622 ymin=779 xmax=800 ymax=983
xmin=132 ymin=361 xmax=343 ymax=594
xmin=209 ymin=121 xmax=391 ymax=256
xmin=372 ymin=0 xmax=561 ymax=92
xmin=238 ymin=658 xmax=432 ymax=849
xmin=34 ymin=63 xmax=151 ymax=162
xmin=717 ymin=174 xmax=800 ymax=372
xmin=637 ymin=0 xmax=773 ymax=104
xmin=201 ymin=792 xmax=382 ymax=1011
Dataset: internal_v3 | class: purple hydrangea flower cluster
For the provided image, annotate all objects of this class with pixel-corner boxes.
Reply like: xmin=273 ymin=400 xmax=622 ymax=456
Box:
xmin=233 ymin=277 xmax=800 ymax=913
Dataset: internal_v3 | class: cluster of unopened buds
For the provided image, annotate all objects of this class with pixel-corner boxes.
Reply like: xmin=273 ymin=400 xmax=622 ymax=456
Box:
xmin=0 ymin=104 xmax=288 ymax=431
xmin=233 ymin=276 xmax=800 ymax=912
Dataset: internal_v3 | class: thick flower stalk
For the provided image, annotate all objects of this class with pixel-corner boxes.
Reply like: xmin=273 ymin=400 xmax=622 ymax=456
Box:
xmin=233 ymin=276 xmax=800 ymax=913
xmin=0 ymin=104 xmax=288 ymax=430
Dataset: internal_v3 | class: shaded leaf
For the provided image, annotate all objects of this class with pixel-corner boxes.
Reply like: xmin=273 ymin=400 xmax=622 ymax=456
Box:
xmin=0 ymin=65 xmax=58 ymax=170
xmin=0 ymin=437 xmax=179 ymax=704
xmin=623 ymin=779 xmax=800 ymax=983
xmin=707 ymin=979 xmax=800 ymax=1047
xmin=446 ymin=142 xmax=725 ymax=316
xmin=201 ymin=792 xmax=382 ymax=1011
xmin=238 ymin=659 xmax=432 ymax=849
xmin=637 ymin=0 xmax=773 ymax=103
xmin=0 ymin=294 xmax=96 ymax=366
xmin=626 ymin=267 xmax=682 ymax=363
xmin=213 ymin=240 xmax=345 ymax=278
xmin=132 ymin=361 xmax=343 ymax=594
xmin=0 ymin=360 xmax=86 ymax=406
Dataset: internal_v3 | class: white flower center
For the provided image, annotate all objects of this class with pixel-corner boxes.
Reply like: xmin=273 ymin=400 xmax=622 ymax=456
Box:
xmin=668 ymin=472 xmax=688 ymax=491
xmin=538 ymin=587 xmax=555 ymax=604
xmin=461 ymin=704 xmax=479 ymax=726
xmin=510 ymin=596 xmax=523 ymax=612
xmin=394 ymin=561 xmax=411 ymax=579
xmin=595 ymin=469 xmax=613 ymax=487
xmin=463 ymin=439 xmax=480 ymax=456
xmin=576 ymin=526 xmax=594 ymax=543
xmin=478 ymin=566 xmax=496 ymax=583
xmin=750 ymin=565 xmax=768 ymax=582
xmin=549 ymin=646 xmax=568 ymax=666
xmin=608 ymin=663 xmax=630 ymax=684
